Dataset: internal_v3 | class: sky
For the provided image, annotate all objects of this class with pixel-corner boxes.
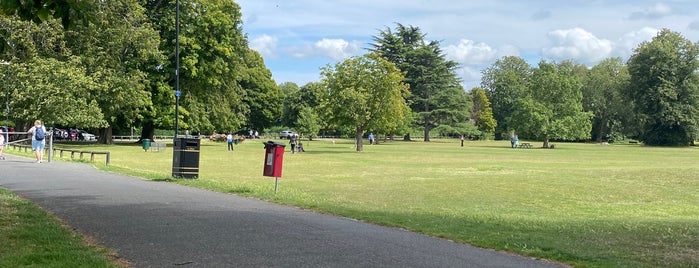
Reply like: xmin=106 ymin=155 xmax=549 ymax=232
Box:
xmin=237 ymin=0 xmax=699 ymax=90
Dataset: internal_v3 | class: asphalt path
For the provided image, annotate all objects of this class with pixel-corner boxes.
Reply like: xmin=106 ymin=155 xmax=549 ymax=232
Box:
xmin=0 ymin=155 xmax=567 ymax=268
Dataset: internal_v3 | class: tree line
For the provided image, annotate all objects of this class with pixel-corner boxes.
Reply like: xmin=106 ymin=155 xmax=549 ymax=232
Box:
xmin=1 ymin=1 xmax=697 ymax=148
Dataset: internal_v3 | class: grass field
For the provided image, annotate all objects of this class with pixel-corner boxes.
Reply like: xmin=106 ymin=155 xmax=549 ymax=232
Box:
xmin=6 ymin=138 xmax=699 ymax=267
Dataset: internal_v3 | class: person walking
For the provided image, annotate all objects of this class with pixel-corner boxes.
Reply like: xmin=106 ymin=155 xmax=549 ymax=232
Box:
xmin=0 ymin=128 xmax=5 ymax=160
xmin=368 ymin=133 xmax=375 ymax=145
xmin=27 ymin=120 xmax=47 ymax=163
xmin=460 ymin=134 xmax=464 ymax=147
xmin=289 ymin=134 xmax=297 ymax=154
xmin=227 ymin=133 xmax=234 ymax=151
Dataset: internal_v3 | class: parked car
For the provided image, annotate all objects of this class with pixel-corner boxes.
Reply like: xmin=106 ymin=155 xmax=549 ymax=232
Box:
xmin=279 ymin=130 xmax=295 ymax=139
xmin=79 ymin=130 xmax=96 ymax=141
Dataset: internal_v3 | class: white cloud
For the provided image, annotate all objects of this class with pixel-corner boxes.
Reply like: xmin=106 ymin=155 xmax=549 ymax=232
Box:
xmin=630 ymin=3 xmax=672 ymax=20
xmin=314 ymin=39 xmax=362 ymax=60
xmin=445 ymin=39 xmax=519 ymax=65
xmin=542 ymin=28 xmax=613 ymax=64
xmin=289 ymin=38 xmax=363 ymax=60
xmin=250 ymin=34 xmax=278 ymax=58
xmin=613 ymin=27 xmax=659 ymax=57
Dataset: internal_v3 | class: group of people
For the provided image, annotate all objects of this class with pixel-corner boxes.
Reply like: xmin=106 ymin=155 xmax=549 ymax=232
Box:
xmin=288 ymin=134 xmax=305 ymax=154
xmin=226 ymin=133 xmax=240 ymax=151
xmin=510 ymin=134 xmax=519 ymax=148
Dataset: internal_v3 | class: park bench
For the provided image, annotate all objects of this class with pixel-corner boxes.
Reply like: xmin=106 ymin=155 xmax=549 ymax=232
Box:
xmin=518 ymin=143 xmax=532 ymax=149
xmin=151 ymin=141 xmax=166 ymax=152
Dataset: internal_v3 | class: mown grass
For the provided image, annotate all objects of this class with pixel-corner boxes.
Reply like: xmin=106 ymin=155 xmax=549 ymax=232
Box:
xmin=6 ymin=139 xmax=699 ymax=267
xmin=0 ymin=187 xmax=124 ymax=267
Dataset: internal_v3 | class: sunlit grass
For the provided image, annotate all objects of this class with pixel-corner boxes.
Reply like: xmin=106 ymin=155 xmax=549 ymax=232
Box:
xmin=8 ymin=138 xmax=699 ymax=267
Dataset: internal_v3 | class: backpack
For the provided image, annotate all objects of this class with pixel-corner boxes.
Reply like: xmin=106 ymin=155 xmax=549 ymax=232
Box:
xmin=35 ymin=127 xmax=45 ymax=141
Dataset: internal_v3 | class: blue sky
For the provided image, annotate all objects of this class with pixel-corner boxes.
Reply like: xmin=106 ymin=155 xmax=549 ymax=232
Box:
xmin=237 ymin=0 xmax=699 ymax=89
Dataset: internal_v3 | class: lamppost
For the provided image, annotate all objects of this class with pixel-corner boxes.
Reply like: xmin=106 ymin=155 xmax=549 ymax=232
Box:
xmin=174 ymin=0 xmax=180 ymax=139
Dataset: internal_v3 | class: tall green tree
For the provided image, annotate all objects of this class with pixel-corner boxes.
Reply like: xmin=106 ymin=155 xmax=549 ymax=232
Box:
xmin=295 ymin=106 xmax=321 ymax=140
xmin=67 ymin=0 xmax=163 ymax=143
xmin=626 ymin=29 xmax=699 ymax=146
xmin=509 ymin=61 xmax=592 ymax=147
xmin=582 ymin=58 xmax=633 ymax=142
xmin=143 ymin=0 xmax=267 ymax=136
xmin=240 ymin=48 xmax=283 ymax=132
xmin=370 ymin=24 xmax=470 ymax=141
xmin=481 ymin=56 xmax=532 ymax=139
xmin=0 ymin=0 xmax=88 ymax=28
xmin=320 ymin=53 xmax=410 ymax=152
xmin=470 ymin=87 xmax=497 ymax=137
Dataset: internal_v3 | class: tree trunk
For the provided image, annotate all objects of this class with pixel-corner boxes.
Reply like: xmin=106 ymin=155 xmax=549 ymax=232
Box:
xmin=97 ymin=127 xmax=113 ymax=145
xmin=403 ymin=133 xmax=411 ymax=141
xmin=543 ymin=138 xmax=549 ymax=149
xmin=355 ymin=128 xmax=364 ymax=152
xmin=140 ymin=121 xmax=155 ymax=143
xmin=423 ymin=124 xmax=430 ymax=142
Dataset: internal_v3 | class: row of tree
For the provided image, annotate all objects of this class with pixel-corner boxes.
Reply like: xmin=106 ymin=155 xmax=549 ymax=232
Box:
xmin=0 ymin=0 xmax=282 ymax=143
xmin=482 ymin=29 xmax=699 ymax=146
xmin=2 ymin=1 xmax=697 ymax=147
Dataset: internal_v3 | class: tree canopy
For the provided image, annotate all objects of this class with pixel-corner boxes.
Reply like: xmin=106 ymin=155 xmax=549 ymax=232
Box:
xmin=320 ymin=53 xmax=410 ymax=151
xmin=370 ymin=24 xmax=471 ymax=141
xmin=627 ymin=29 xmax=699 ymax=146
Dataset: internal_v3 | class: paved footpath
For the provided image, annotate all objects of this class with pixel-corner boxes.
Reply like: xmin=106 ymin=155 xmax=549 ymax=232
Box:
xmin=0 ymin=156 xmax=567 ymax=268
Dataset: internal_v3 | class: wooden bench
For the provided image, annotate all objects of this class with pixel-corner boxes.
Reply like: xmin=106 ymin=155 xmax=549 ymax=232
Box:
xmin=518 ymin=143 xmax=532 ymax=149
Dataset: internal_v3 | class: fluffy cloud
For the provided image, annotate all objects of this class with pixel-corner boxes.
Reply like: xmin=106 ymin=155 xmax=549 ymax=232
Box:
xmin=613 ymin=27 xmax=659 ymax=57
xmin=542 ymin=28 xmax=613 ymax=64
xmin=250 ymin=34 xmax=278 ymax=58
xmin=314 ymin=39 xmax=363 ymax=60
xmin=629 ymin=3 xmax=672 ymax=20
xmin=445 ymin=39 xmax=519 ymax=65
xmin=289 ymin=38 xmax=362 ymax=60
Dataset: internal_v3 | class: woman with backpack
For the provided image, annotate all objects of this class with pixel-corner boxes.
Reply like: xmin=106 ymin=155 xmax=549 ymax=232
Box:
xmin=27 ymin=120 xmax=46 ymax=163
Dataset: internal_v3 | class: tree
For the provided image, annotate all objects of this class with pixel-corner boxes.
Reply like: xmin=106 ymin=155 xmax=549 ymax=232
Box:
xmin=8 ymin=57 xmax=107 ymax=129
xmin=295 ymin=107 xmax=320 ymax=140
xmin=320 ymin=53 xmax=410 ymax=152
xmin=626 ymin=29 xmax=699 ymax=146
xmin=0 ymin=0 xmax=88 ymax=28
xmin=509 ymin=61 xmax=592 ymax=147
xmin=481 ymin=56 xmax=531 ymax=139
xmin=67 ymin=0 xmax=163 ymax=143
xmin=240 ymin=48 xmax=283 ymax=132
xmin=370 ymin=24 xmax=469 ymax=141
xmin=582 ymin=58 xmax=633 ymax=142
xmin=470 ymin=87 xmax=497 ymax=138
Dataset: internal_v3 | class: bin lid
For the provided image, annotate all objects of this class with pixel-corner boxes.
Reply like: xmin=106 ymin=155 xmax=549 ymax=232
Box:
xmin=263 ymin=141 xmax=286 ymax=148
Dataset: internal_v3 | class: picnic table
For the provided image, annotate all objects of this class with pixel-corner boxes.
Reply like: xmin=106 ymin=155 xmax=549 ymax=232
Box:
xmin=518 ymin=143 xmax=532 ymax=149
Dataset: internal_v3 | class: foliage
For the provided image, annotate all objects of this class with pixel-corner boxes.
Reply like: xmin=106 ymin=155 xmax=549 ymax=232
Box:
xmin=627 ymin=29 xmax=699 ymax=146
xmin=470 ymin=87 xmax=497 ymax=136
xmin=8 ymin=57 xmax=107 ymax=128
xmin=295 ymin=106 xmax=321 ymax=140
xmin=509 ymin=61 xmax=592 ymax=147
xmin=481 ymin=56 xmax=532 ymax=139
xmin=582 ymin=57 xmax=635 ymax=142
xmin=320 ymin=53 xmax=410 ymax=151
xmin=370 ymin=24 xmax=470 ymax=141
xmin=240 ymin=48 xmax=283 ymax=131
xmin=0 ymin=0 xmax=89 ymax=28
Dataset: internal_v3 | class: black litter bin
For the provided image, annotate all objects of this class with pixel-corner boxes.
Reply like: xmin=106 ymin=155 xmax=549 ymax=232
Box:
xmin=172 ymin=137 xmax=200 ymax=179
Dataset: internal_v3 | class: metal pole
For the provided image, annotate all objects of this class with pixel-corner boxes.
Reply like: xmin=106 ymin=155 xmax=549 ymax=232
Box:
xmin=275 ymin=177 xmax=279 ymax=193
xmin=174 ymin=0 xmax=180 ymax=139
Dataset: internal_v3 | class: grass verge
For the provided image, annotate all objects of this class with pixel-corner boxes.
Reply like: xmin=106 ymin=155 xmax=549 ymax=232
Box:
xmin=0 ymin=187 xmax=125 ymax=267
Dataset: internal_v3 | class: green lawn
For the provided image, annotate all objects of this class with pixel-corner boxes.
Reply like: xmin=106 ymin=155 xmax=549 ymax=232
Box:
xmin=7 ymin=138 xmax=699 ymax=267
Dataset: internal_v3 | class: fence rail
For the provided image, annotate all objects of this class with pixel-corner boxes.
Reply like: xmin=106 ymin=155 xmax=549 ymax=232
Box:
xmin=5 ymin=132 xmax=110 ymax=165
